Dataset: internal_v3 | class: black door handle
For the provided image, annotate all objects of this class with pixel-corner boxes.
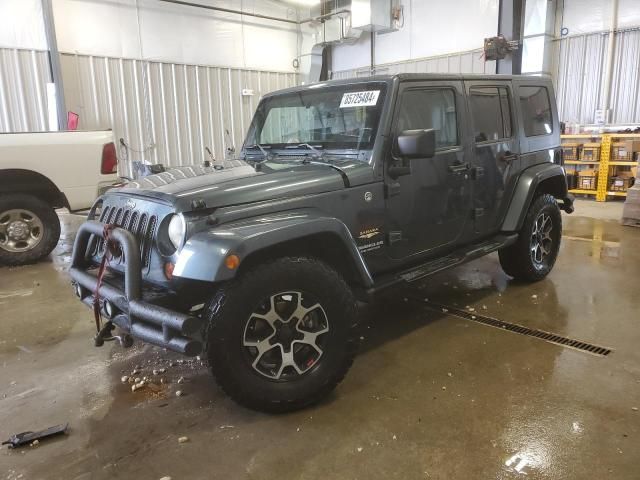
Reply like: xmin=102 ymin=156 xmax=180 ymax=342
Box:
xmin=448 ymin=163 xmax=470 ymax=174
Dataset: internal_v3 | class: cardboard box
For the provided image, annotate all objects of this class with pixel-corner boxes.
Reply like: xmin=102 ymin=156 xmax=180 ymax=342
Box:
xmin=578 ymin=169 xmax=597 ymax=190
xmin=562 ymin=143 xmax=580 ymax=161
xmin=578 ymin=168 xmax=597 ymax=177
xmin=580 ymin=143 xmax=601 ymax=162
xmin=622 ymin=183 xmax=640 ymax=227
xmin=612 ymin=140 xmax=640 ymax=162
xmin=611 ymin=140 xmax=640 ymax=162
xmin=609 ymin=177 xmax=631 ymax=191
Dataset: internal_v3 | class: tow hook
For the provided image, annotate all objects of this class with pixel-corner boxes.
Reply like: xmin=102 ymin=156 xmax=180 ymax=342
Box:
xmin=94 ymin=320 xmax=134 ymax=348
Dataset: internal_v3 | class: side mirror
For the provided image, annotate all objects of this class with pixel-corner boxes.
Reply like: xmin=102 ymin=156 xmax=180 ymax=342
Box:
xmin=396 ymin=129 xmax=436 ymax=159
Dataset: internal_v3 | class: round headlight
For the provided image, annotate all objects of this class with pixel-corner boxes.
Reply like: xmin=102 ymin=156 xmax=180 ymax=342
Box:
xmin=167 ymin=214 xmax=186 ymax=250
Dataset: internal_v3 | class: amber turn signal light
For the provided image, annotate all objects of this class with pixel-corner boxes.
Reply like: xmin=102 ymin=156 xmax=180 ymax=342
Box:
xmin=224 ymin=254 xmax=240 ymax=270
xmin=164 ymin=262 xmax=175 ymax=280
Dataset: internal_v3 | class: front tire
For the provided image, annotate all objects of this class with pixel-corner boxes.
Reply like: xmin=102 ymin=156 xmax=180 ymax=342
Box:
xmin=499 ymin=193 xmax=562 ymax=282
xmin=204 ymin=257 xmax=359 ymax=413
xmin=0 ymin=194 xmax=61 ymax=266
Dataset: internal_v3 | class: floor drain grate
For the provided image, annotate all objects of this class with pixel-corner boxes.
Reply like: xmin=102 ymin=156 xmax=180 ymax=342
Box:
xmin=415 ymin=299 xmax=612 ymax=357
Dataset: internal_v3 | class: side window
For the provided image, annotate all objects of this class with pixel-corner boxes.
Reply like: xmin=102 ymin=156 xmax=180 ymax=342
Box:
xmin=396 ymin=88 xmax=458 ymax=149
xmin=519 ymin=86 xmax=553 ymax=136
xmin=469 ymin=86 xmax=513 ymax=142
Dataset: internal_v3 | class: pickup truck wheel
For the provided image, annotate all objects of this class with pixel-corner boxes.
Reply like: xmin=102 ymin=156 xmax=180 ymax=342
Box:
xmin=203 ymin=257 xmax=359 ymax=413
xmin=499 ymin=193 xmax=561 ymax=282
xmin=0 ymin=194 xmax=61 ymax=266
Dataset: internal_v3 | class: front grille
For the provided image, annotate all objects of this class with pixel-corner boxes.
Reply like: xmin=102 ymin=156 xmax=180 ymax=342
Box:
xmin=94 ymin=204 xmax=158 ymax=268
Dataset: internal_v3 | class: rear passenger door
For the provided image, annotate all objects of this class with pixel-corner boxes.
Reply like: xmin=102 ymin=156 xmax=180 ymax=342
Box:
xmin=465 ymin=81 xmax=520 ymax=235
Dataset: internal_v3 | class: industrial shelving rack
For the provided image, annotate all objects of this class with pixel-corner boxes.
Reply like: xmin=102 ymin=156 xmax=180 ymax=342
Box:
xmin=561 ymin=133 xmax=639 ymax=202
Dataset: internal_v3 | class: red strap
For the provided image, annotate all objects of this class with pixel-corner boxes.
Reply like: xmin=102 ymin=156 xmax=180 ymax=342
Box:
xmin=93 ymin=224 xmax=116 ymax=333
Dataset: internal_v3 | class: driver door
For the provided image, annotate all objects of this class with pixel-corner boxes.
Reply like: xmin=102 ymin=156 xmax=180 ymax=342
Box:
xmin=385 ymin=81 xmax=472 ymax=260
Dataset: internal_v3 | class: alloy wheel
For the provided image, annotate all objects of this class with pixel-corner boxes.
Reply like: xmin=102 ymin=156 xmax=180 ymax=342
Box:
xmin=530 ymin=212 xmax=553 ymax=269
xmin=242 ymin=291 xmax=329 ymax=380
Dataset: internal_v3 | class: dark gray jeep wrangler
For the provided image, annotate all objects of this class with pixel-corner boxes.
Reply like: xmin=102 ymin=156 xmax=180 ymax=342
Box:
xmin=70 ymin=74 xmax=573 ymax=412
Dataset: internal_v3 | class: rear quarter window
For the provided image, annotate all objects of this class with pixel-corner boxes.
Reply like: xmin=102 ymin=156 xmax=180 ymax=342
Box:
xmin=519 ymin=86 xmax=553 ymax=137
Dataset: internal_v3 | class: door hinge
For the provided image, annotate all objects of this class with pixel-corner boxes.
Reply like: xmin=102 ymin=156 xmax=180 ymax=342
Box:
xmin=474 ymin=208 xmax=485 ymax=218
xmin=388 ymin=231 xmax=402 ymax=244
xmin=472 ymin=166 xmax=485 ymax=179
xmin=385 ymin=182 xmax=401 ymax=198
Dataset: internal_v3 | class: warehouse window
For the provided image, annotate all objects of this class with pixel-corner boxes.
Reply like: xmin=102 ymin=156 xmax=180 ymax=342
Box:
xmin=519 ymin=86 xmax=552 ymax=136
xmin=469 ymin=86 xmax=512 ymax=142
xmin=396 ymin=89 xmax=458 ymax=149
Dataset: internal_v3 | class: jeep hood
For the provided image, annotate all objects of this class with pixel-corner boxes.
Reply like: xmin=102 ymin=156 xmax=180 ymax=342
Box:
xmin=112 ymin=158 xmax=374 ymax=211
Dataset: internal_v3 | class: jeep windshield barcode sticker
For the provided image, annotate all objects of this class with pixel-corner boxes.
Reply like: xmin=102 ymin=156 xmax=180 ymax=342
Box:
xmin=340 ymin=90 xmax=380 ymax=108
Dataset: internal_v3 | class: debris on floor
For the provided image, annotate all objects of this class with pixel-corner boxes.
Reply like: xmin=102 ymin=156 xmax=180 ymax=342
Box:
xmin=2 ymin=423 xmax=68 ymax=449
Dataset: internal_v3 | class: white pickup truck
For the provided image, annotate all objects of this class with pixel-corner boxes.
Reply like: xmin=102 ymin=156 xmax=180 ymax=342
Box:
xmin=0 ymin=130 xmax=118 ymax=266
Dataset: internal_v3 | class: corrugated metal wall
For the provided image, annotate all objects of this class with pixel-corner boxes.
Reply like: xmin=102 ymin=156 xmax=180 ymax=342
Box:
xmin=0 ymin=47 xmax=51 ymax=132
xmin=331 ymin=48 xmax=496 ymax=80
xmin=609 ymin=30 xmax=640 ymax=124
xmin=4 ymin=30 xmax=640 ymax=170
xmin=60 ymin=53 xmax=298 ymax=176
xmin=554 ymin=29 xmax=640 ymax=124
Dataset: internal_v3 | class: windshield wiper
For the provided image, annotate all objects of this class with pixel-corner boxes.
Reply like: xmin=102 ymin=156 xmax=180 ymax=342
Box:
xmin=244 ymin=143 xmax=272 ymax=163
xmin=245 ymin=143 xmax=270 ymax=156
xmin=284 ymin=143 xmax=324 ymax=160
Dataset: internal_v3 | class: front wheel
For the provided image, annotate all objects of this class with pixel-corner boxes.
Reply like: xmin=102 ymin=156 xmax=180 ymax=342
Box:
xmin=204 ymin=257 xmax=359 ymax=413
xmin=0 ymin=194 xmax=61 ymax=266
xmin=499 ymin=193 xmax=562 ymax=282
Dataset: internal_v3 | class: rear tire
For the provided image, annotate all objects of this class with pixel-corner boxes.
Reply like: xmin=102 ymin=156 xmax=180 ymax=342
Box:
xmin=203 ymin=256 xmax=359 ymax=413
xmin=499 ymin=193 xmax=562 ymax=282
xmin=0 ymin=194 xmax=61 ymax=266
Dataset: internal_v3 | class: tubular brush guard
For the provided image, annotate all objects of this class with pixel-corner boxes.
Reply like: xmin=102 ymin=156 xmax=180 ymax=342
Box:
xmin=69 ymin=220 xmax=203 ymax=356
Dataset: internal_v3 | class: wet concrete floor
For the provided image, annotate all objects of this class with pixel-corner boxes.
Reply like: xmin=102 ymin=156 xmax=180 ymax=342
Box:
xmin=1 ymin=201 xmax=639 ymax=479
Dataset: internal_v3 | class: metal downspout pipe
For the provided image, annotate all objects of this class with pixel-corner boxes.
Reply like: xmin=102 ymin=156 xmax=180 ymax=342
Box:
xmin=157 ymin=0 xmax=350 ymax=26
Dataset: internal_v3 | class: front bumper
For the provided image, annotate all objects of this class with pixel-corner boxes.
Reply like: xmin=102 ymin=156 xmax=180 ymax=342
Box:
xmin=69 ymin=220 xmax=203 ymax=356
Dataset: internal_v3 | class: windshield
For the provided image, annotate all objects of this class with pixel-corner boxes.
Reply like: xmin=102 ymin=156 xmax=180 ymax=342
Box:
xmin=245 ymin=83 xmax=387 ymax=153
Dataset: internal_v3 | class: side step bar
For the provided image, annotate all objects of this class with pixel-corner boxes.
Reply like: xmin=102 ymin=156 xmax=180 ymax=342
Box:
xmin=367 ymin=234 xmax=518 ymax=296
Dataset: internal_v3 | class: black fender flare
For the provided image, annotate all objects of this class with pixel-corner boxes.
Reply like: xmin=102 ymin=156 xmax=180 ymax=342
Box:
xmin=0 ymin=168 xmax=69 ymax=208
xmin=501 ymin=163 xmax=570 ymax=232
xmin=173 ymin=211 xmax=374 ymax=288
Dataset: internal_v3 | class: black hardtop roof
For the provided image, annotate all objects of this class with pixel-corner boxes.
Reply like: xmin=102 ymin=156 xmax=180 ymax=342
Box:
xmin=263 ymin=73 xmax=552 ymax=98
